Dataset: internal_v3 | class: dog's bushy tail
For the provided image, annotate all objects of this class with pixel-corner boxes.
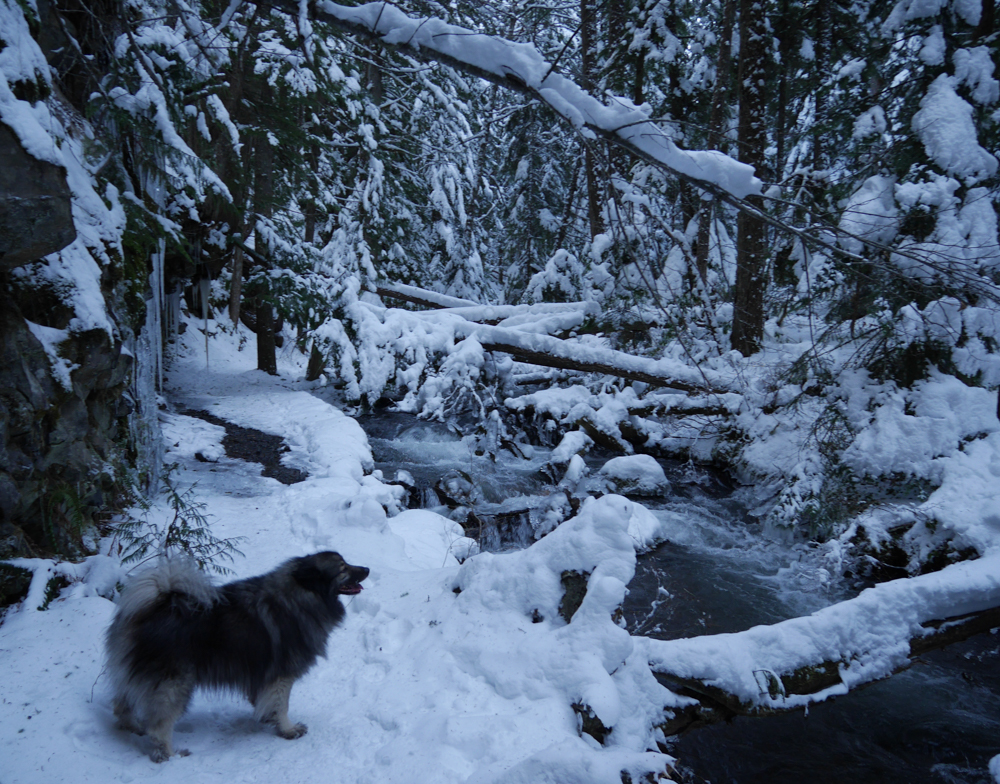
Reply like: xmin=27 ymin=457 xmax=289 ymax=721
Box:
xmin=113 ymin=558 xmax=218 ymax=624
xmin=106 ymin=559 xmax=219 ymax=737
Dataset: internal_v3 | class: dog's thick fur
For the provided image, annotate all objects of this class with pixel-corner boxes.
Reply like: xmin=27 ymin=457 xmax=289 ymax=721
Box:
xmin=105 ymin=551 xmax=369 ymax=762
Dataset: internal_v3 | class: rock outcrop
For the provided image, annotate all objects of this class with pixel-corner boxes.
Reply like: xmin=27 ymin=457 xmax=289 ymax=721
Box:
xmin=0 ymin=122 xmax=75 ymax=268
xmin=0 ymin=118 xmax=131 ymax=558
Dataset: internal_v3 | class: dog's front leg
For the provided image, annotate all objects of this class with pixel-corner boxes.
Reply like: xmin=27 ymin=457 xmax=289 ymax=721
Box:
xmin=253 ymin=677 xmax=307 ymax=739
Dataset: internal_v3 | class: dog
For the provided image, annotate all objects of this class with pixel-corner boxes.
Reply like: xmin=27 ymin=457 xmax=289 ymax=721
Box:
xmin=105 ymin=551 xmax=369 ymax=762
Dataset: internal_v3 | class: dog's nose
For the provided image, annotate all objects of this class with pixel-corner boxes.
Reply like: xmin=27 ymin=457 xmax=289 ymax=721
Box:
xmin=357 ymin=567 xmax=370 ymax=581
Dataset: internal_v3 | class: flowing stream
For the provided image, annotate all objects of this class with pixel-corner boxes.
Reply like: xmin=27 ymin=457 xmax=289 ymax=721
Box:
xmin=356 ymin=412 xmax=1000 ymax=784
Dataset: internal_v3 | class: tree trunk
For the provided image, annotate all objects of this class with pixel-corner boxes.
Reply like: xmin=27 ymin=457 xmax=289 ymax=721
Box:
xmin=305 ymin=343 xmax=325 ymax=381
xmin=812 ymin=0 xmax=830 ymax=172
xmin=254 ymin=99 xmax=278 ymax=374
xmin=255 ymin=296 xmax=278 ymax=375
xmin=580 ymin=0 xmax=604 ymax=240
xmin=775 ymin=0 xmax=791 ymax=174
xmin=976 ymin=0 xmax=995 ymax=38
xmin=228 ymin=245 xmax=244 ymax=325
xmin=729 ymin=0 xmax=769 ymax=355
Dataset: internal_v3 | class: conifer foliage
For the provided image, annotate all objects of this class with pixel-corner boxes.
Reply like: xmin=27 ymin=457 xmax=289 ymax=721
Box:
xmin=5 ymin=0 xmax=1000 ymax=543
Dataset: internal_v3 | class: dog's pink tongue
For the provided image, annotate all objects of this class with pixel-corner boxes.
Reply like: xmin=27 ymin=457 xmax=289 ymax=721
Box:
xmin=342 ymin=584 xmax=364 ymax=595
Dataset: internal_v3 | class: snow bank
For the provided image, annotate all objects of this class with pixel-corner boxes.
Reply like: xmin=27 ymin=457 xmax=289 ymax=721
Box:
xmin=452 ymin=494 xmax=681 ymax=761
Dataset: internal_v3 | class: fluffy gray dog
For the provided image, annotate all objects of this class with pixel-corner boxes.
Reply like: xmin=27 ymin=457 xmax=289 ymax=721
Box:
xmin=105 ymin=551 xmax=369 ymax=762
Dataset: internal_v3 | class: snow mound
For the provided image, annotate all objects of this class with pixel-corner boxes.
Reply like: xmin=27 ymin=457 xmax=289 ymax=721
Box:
xmin=598 ymin=455 xmax=670 ymax=496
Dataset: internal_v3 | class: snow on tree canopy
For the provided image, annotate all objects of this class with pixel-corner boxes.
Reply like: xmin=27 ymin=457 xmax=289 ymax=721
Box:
xmin=912 ymin=75 xmax=998 ymax=182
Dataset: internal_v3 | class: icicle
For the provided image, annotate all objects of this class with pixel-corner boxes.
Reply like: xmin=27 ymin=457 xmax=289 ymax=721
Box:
xmin=200 ymin=273 xmax=210 ymax=369
xmin=153 ymin=238 xmax=166 ymax=392
xmin=167 ymin=284 xmax=181 ymax=338
xmin=128 ymin=240 xmax=167 ymax=497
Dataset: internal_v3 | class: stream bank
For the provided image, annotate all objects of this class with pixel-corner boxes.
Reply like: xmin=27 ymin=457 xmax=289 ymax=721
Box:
xmin=352 ymin=408 xmax=1000 ymax=784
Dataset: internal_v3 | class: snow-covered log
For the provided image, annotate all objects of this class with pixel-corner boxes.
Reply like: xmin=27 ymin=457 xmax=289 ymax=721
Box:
xmin=376 ymin=283 xmax=596 ymax=328
xmin=262 ymin=0 xmax=762 ymax=201
xmin=458 ymin=322 xmax=735 ymax=394
xmin=362 ymin=290 xmax=736 ymax=393
xmin=642 ymin=553 xmax=1000 ymax=734
xmin=374 ymin=283 xmax=478 ymax=310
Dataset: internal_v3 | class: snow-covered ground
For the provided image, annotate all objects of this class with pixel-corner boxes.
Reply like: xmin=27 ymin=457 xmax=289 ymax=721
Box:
xmin=3 ymin=315 xmax=1000 ymax=783
xmin=0 ymin=318 xmax=676 ymax=783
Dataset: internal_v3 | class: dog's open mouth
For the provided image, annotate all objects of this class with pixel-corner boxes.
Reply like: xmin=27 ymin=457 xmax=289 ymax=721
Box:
xmin=339 ymin=583 xmax=364 ymax=595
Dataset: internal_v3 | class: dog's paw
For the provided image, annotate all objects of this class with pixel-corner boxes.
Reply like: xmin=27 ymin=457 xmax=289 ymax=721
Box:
xmin=149 ymin=744 xmax=188 ymax=762
xmin=278 ymin=723 xmax=308 ymax=740
xmin=149 ymin=746 xmax=170 ymax=763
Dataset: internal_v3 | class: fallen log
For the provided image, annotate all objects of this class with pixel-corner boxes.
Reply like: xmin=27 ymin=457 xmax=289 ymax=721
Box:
xmin=642 ymin=554 xmax=1000 ymax=735
xmin=373 ymin=283 xmax=735 ymax=394
xmin=373 ymin=283 xmax=478 ymax=310
xmin=456 ymin=323 xmax=734 ymax=394
xmin=376 ymin=283 xmax=596 ymax=332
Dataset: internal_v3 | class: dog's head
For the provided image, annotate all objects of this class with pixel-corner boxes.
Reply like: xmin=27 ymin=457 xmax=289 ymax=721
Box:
xmin=292 ymin=551 xmax=369 ymax=597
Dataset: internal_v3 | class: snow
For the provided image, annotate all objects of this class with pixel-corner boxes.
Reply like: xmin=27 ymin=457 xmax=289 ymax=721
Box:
xmin=4 ymin=0 xmax=1000 ymax=779
xmin=912 ymin=75 xmax=998 ymax=183
xmin=954 ymin=47 xmax=1000 ymax=105
xmin=840 ymin=371 xmax=1000 ymax=481
xmin=598 ymin=455 xmax=670 ymax=496
xmin=551 ymin=431 xmax=594 ymax=464
xmin=5 ymin=305 xmax=1000 ymax=783
xmin=160 ymin=412 xmax=226 ymax=463
xmin=0 ymin=317 xmax=674 ymax=784
xmin=838 ymin=175 xmax=898 ymax=254
xmin=10 ymin=312 xmax=996 ymax=781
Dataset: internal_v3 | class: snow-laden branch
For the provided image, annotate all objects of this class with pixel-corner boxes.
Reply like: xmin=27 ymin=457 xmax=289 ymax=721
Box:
xmin=261 ymin=0 xmax=761 ymax=201
xmin=642 ymin=552 xmax=1000 ymax=733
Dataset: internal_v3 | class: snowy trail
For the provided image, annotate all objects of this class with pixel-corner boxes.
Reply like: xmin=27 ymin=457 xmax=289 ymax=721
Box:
xmin=0 ymin=319 xmax=673 ymax=784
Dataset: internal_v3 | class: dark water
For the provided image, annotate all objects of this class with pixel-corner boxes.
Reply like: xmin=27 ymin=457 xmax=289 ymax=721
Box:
xmin=671 ymin=640 xmax=1000 ymax=784
xmin=624 ymin=530 xmax=1000 ymax=784
xmin=355 ymin=411 xmax=1000 ymax=784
